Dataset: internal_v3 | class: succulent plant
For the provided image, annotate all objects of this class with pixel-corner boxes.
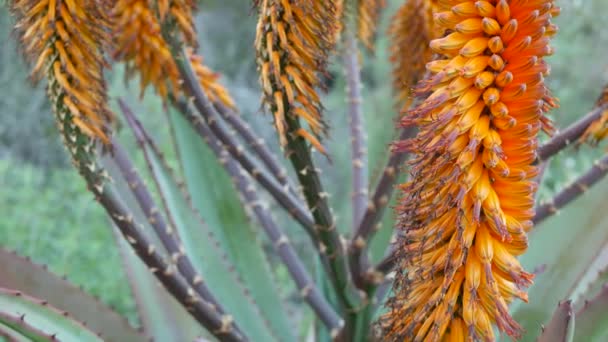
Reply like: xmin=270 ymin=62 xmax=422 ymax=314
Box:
xmin=2 ymin=0 xmax=608 ymax=341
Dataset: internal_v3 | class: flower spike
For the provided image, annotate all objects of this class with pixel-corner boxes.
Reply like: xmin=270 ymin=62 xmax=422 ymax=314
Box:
xmin=111 ymin=0 xmax=235 ymax=109
xmin=255 ymin=0 xmax=341 ymax=154
xmin=10 ymin=0 xmax=113 ymax=144
xmin=388 ymin=0 xmax=438 ymax=109
xmin=382 ymin=1 xmax=559 ymax=340
xmin=357 ymin=0 xmax=387 ymax=51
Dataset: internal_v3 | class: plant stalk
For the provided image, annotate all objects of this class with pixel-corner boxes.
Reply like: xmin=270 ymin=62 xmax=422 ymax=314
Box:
xmin=538 ymin=104 xmax=608 ymax=161
xmin=534 ymin=154 xmax=608 ymax=224
xmin=342 ymin=31 xmax=368 ymax=231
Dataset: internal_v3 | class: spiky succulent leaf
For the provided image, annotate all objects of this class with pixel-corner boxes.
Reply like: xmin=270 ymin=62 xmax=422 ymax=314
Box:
xmin=0 ymin=248 xmax=146 ymax=342
xmin=124 ymin=112 xmax=280 ymax=342
xmin=95 ymin=156 xmax=207 ymax=341
xmin=574 ymin=247 xmax=608 ymax=309
xmin=568 ymin=243 xmax=608 ymax=305
xmin=0 ymin=288 xmax=104 ymax=342
xmin=0 ymin=320 xmax=31 ymax=342
xmin=537 ymin=300 xmax=575 ymax=342
xmin=113 ymin=227 xmax=207 ymax=341
xmin=167 ymin=107 xmax=295 ymax=341
xmin=574 ymin=284 xmax=608 ymax=341
xmin=0 ymin=311 xmax=56 ymax=342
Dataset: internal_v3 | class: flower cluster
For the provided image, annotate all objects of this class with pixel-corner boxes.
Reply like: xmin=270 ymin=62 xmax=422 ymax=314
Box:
xmin=255 ymin=0 xmax=341 ymax=153
xmin=112 ymin=0 xmax=234 ymax=108
xmin=389 ymin=0 xmax=437 ymax=108
xmin=11 ymin=0 xmax=113 ymax=143
xmin=358 ymin=0 xmax=387 ymax=50
xmin=383 ymin=1 xmax=559 ymax=340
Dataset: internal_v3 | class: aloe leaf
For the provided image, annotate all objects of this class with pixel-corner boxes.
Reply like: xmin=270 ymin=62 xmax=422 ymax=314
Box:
xmin=0 ymin=320 xmax=31 ymax=342
xmin=114 ymin=227 xmax=206 ymax=342
xmin=0 ymin=288 xmax=103 ymax=342
xmin=167 ymin=107 xmax=295 ymax=340
xmin=574 ymin=284 xmax=608 ymax=341
xmin=537 ymin=300 xmax=575 ymax=342
xmin=511 ymin=178 xmax=608 ymax=340
xmin=126 ymin=112 xmax=279 ymax=342
xmin=0 ymin=248 xmax=146 ymax=342
xmin=0 ymin=312 xmax=56 ymax=341
xmin=570 ymin=243 xmax=608 ymax=305
xmin=101 ymin=154 xmax=208 ymax=341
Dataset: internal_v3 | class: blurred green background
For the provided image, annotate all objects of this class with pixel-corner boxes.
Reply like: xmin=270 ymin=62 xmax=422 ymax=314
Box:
xmin=0 ymin=0 xmax=607 ymax=329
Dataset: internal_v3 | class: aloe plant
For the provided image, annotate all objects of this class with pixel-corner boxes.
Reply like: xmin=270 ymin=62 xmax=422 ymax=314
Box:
xmin=2 ymin=0 xmax=608 ymax=341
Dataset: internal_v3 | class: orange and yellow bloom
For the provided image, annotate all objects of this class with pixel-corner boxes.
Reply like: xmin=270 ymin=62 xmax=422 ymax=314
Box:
xmin=358 ymin=0 xmax=387 ymax=50
xmin=388 ymin=0 xmax=437 ymax=108
xmin=112 ymin=0 xmax=234 ymax=108
xmin=255 ymin=0 xmax=341 ymax=153
xmin=383 ymin=1 xmax=559 ymax=340
xmin=11 ymin=0 xmax=113 ymax=143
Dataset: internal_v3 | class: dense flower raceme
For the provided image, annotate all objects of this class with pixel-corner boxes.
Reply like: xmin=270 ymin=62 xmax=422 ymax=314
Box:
xmin=255 ymin=0 xmax=341 ymax=154
xmin=580 ymin=85 xmax=608 ymax=145
xmin=383 ymin=1 xmax=559 ymax=340
xmin=112 ymin=0 xmax=235 ymax=109
xmin=389 ymin=0 xmax=438 ymax=108
xmin=358 ymin=0 xmax=387 ymax=50
xmin=11 ymin=0 xmax=113 ymax=144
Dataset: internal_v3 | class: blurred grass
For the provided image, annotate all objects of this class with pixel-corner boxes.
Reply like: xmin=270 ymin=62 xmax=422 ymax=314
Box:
xmin=0 ymin=159 xmax=137 ymax=324
xmin=0 ymin=0 xmax=607 ymax=329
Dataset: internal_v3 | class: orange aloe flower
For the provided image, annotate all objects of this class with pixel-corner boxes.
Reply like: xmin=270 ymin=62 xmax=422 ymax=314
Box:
xmin=112 ymin=0 xmax=235 ymax=109
xmin=388 ymin=0 xmax=438 ymax=108
xmin=382 ymin=1 xmax=559 ymax=340
xmin=255 ymin=0 xmax=341 ymax=154
xmin=10 ymin=0 xmax=113 ymax=144
xmin=358 ymin=0 xmax=387 ymax=50
xmin=580 ymin=84 xmax=608 ymax=145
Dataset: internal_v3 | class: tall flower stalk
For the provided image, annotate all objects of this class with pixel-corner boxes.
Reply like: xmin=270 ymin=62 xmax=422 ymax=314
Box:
xmin=383 ymin=1 xmax=560 ymax=340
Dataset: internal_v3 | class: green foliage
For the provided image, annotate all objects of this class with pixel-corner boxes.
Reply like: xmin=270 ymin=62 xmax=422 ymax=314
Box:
xmin=168 ymin=108 xmax=296 ymax=340
xmin=128 ymin=111 xmax=283 ymax=341
xmin=0 ymin=160 xmax=135 ymax=323
xmin=114 ymin=231 xmax=205 ymax=341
